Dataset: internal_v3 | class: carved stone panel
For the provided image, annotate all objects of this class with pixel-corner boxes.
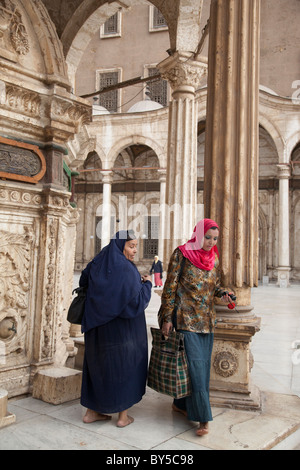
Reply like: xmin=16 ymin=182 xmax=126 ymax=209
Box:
xmin=0 ymin=136 xmax=46 ymax=183
xmin=0 ymin=226 xmax=35 ymax=370
xmin=213 ymin=351 xmax=238 ymax=378
xmin=0 ymin=0 xmax=29 ymax=62
xmin=0 ymin=182 xmax=79 ymax=397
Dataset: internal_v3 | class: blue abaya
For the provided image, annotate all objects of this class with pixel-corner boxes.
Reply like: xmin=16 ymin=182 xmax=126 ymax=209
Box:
xmin=79 ymin=231 xmax=152 ymax=414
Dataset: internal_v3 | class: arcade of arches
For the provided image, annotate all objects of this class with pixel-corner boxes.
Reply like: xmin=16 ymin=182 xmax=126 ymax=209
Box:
xmin=0 ymin=0 xmax=299 ymax=418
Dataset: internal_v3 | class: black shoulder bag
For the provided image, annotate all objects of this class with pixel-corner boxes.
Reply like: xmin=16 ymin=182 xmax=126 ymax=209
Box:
xmin=67 ymin=287 xmax=86 ymax=325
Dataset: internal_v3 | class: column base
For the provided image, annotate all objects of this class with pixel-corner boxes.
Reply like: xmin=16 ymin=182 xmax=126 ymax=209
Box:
xmin=277 ymin=267 xmax=291 ymax=288
xmin=210 ymin=382 xmax=261 ymax=411
xmin=210 ymin=305 xmax=261 ymax=411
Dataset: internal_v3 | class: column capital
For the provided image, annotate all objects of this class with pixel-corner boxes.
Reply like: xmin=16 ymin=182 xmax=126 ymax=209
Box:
xmin=157 ymin=168 xmax=167 ymax=182
xmin=277 ymin=164 xmax=291 ymax=179
xmin=158 ymin=51 xmax=207 ymax=96
xmin=100 ymin=170 xmax=113 ymax=183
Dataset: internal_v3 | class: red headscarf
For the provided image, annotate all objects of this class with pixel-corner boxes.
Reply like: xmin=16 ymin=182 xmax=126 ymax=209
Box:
xmin=178 ymin=219 xmax=219 ymax=271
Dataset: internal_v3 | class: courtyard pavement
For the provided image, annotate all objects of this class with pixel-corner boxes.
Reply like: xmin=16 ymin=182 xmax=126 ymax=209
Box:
xmin=0 ymin=283 xmax=300 ymax=451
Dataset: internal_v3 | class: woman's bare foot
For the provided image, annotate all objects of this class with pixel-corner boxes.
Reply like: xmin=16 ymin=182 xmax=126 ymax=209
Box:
xmin=172 ymin=404 xmax=187 ymax=417
xmin=196 ymin=422 xmax=209 ymax=436
xmin=83 ymin=409 xmax=111 ymax=423
xmin=117 ymin=411 xmax=134 ymax=428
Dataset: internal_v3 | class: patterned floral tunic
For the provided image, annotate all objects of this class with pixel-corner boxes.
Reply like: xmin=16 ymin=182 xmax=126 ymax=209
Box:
xmin=158 ymin=248 xmax=224 ymax=333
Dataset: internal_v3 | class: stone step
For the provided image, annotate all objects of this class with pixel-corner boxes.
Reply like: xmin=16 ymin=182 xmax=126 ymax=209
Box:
xmin=32 ymin=367 xmax=82 ymax=405
xmin=0 ymin=389 xmax=16 ymax=429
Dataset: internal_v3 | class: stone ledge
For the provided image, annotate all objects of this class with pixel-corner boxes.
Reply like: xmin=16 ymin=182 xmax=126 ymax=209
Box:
xmin=32 ymin=367 xmax=82 ymax=405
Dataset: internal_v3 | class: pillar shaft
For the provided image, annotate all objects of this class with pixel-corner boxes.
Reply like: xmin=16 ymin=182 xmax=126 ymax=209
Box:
xmin=277 ymin=164 xmax=291 ymax=286
xmin=101 ymin=171 xmax=113 ymax=248
xmin=158 ymin=52 xmax=207 ymax=264
xmin=204 ymin=0 xmax=261 ymax=410
xmin=158 ymin=169 xmax=166 ymax=262
xmin=204 ymin=0 xmax=260 ymax=301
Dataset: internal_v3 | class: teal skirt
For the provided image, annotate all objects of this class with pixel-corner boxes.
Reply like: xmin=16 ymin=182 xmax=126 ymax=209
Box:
xmin=173 ymin=331 xmax=214 ymax=422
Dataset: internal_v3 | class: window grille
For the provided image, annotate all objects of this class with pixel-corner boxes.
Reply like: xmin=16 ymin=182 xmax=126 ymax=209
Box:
xmin=147 ymin=68 xmax=168 ymax=107
xmin=153 ymin=7 xmax=167 ymax=28
xmin=143 ymin=216 xmax=159 ymax=259
xmin=98 ymin=72 xmax=119 ymax=112
xmin=104 ymin=13 xmax=118 ymax=35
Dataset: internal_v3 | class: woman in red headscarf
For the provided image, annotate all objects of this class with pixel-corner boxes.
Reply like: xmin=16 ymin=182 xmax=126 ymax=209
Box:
xmin=158 ymin=219 xmax=233 ymax=436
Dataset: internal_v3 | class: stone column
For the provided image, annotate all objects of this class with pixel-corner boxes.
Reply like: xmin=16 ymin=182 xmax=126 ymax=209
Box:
xmin=277 ymin=164 xmax=291 ymax=287
xmin=158 ymin=52 xmax=207 ymax=265
xmin=158 ymin=169 xmax=166 ymax=262
xmin=204 ymin=0 xmax=261 ymax=410
xmin=101 ymin=170 xmax=113 ymax=248
xmin=205 ymin=0 xmax=260 ymax=302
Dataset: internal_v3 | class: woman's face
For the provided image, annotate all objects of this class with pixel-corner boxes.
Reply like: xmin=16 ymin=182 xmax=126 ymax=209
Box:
xmin=123 ymin=239 xmax=138 ymax=261
xmin=202 ymin=228 xmax=219 ymax=251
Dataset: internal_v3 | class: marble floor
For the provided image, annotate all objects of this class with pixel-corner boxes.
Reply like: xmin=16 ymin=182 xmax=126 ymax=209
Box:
xmin=251 ymin=283 xmax=300 ymax=397
xmin=1 ymin=283 xmax=300 ymax=451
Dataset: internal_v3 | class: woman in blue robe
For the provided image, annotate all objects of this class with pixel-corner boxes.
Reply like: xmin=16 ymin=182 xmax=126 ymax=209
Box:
xmin=79 ymin=230 xmax=152 ymax=427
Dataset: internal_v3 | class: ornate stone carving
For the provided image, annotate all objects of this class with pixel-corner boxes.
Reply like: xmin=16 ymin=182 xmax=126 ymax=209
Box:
xmin=213 ymin=351 xmax=238 ymax=378
xmin=29 ymin=0 xmax=69 ymax=78
xmin=51 ymin=98 xmax=91 ymax=128
xmin=0 ymin=227 xmax=33 ymax=356
xmin=5 ymin=85 xmax=41 ymax=116
xmin=158 ymin=52 xmax=207 ymax=92
xmin=0 ymin=143 xmax=41 ymax=176
xmin=0 ymin=137 xmax=46 ymax=184
xmin=41 ymin=218 xmax=58 ymax=359
xmin=0 ymin=186 xmax=42 ymax=206
xmin=0 ymin=0 xmax=29 ymax=56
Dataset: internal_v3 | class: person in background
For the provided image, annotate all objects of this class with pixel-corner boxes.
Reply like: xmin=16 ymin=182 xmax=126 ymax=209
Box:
xmin=150 ymin=255 xmax=163 ymax=287
xmin=158 ymin=219 xmax=233 ymax=436
xmin=80 ymin=230 xmax=152 ymax=428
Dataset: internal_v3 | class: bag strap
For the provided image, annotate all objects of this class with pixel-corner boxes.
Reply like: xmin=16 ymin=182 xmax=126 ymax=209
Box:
xmin=72 ymin=286 xmax=86 ymax=295
xmin=158 ymin=255 xmax=186 ymax=329
xmin=178 ymin=256 xmax=186 ymax=282
xmin=172 ymin=256 xmax=186 ymax=327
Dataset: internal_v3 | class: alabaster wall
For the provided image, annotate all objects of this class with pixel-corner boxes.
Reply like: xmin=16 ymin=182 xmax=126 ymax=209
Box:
xmin=0 ymin=182 xmax=79 ymax=396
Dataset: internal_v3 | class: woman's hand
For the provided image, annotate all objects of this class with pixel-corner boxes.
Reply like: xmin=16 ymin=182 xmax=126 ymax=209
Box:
xmin=142 ymin=274 xmax=152 ymax=283
xmin=161 ymin=322 xmax=173 ymax=337
xmin=221 ymin=292 xmax=235 ymax=305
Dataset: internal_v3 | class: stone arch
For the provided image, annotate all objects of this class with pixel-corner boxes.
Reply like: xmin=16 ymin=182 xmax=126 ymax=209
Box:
xmin=107 ymin=135 xmax=165 ymax=169
xmin=291 ymin=141 xmax=300 ymax=177
xmin=259 ymin=125 xmax=279 ymax=179
xmin=59 ymin=0 xmax=206 ymax=89
xmin=69 ymin=135 xmax=106 ymax=170
xmin=259 ymin=113 xmax=285 ymax=163
xmin=61 ymin=0 xmax=174 ymax=89
xmin=287 ymin=132 xmax=300 ymax=164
